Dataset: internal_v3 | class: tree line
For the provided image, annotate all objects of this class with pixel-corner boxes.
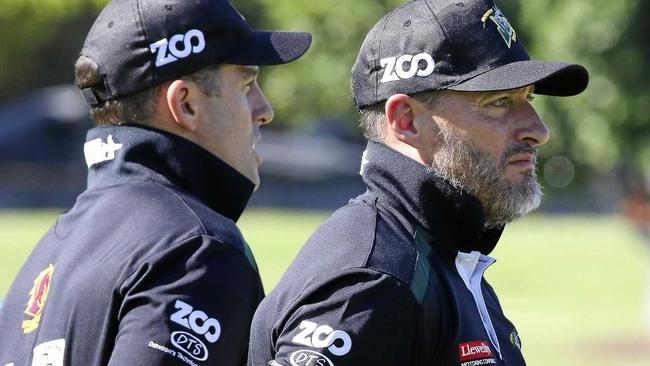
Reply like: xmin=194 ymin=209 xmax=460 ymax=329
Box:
xmin=0 ymin=0 xmax=647 ymax=196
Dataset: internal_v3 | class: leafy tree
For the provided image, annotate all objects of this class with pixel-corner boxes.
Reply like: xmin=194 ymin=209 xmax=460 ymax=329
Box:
xmin=253 ymin=0 xmax=648 ymax=196
xmin=247 ymin=0 xmax=405 ymax=131
xmin=512 ymin=0 xmax=648 ymax=193
xmin=0 ymin=0 xmax=105 ymax=101
xmin=0 ymin=0 xmax=646 ymax=196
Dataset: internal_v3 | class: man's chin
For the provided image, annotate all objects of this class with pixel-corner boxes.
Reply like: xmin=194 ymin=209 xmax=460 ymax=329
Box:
xmin=503 ymin=166 xmax=536 ymax=183
xmin=251 ymin=173 xmax=261 ymax=192
xmin=483 ymin=174 xmax=543 ymax=228
xmin=239 ymin=165 xmax=260 ymax=191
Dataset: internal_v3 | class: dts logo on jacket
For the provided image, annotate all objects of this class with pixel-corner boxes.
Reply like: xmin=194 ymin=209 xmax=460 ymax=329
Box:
xmin=168 ymin=300 xmax=221 ymax=361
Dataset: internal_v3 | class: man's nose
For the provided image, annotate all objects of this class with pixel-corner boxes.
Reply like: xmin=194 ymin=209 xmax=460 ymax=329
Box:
xmin=252 ymin=84 xmax=274 ymax=125
xmin=515 ymin=102 xmax=550 ymax=147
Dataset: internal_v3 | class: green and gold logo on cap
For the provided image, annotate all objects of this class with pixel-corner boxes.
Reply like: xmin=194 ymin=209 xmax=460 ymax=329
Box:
xmin=481 ymin=6 xmax=517 ymax=48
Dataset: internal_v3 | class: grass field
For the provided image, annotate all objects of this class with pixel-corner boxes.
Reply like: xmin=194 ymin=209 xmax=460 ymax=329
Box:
xmin=1 ymin=208 xmax=649 ymax=365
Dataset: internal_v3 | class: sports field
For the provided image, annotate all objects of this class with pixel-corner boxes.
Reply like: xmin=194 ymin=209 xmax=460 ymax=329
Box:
xmin=1 ymin=209 xmax=648 ymax=365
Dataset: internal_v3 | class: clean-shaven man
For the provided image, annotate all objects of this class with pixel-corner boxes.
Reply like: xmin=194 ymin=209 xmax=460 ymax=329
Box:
xmin=0 ymin=0 xmax=310 ymax=364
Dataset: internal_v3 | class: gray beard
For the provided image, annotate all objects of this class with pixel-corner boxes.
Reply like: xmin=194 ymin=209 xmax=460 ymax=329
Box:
xmin=427 ymin=128 xmax=543 ymax=228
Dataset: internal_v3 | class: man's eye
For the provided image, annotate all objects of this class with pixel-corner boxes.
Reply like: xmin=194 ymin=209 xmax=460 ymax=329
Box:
xmin=527 ymin=94 xmax=536 ymax=102
xmin=489 ymin=97 xmax=509 ymax=107
xmin=243 ymin=80 xmax=256 ymax=91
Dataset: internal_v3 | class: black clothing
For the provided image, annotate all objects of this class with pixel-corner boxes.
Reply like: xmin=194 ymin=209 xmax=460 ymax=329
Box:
xmin=249 ymin=141 xmax=525 ymax=366
xmin=0 ymin=125 xmax=263 ymax=366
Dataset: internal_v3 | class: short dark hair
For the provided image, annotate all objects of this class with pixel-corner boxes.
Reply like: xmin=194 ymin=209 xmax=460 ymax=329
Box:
xmin=74 ymin=56 xmax=221 ymax=126
xmin=357 ymin=90 xmax=441 ymax=142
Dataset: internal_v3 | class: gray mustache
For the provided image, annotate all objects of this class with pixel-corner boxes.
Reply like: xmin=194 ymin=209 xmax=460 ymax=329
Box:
xmin=501 ymin=145 xmax=537 ymax=167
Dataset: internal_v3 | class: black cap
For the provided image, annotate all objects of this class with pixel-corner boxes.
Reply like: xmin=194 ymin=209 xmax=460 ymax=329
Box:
xmin=351 ymin=0 xmax=589 ymax=108
xmin=80 ymin=0 xmax=312 ymax=106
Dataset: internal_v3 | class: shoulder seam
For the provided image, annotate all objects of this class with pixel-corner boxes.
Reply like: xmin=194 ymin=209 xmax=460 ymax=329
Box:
xmin=362 ymin=196 xmax=379 ymax=268
xmin=119 ymin=233 xmax=256 ymax=292
xmin=150 ymin=181 xmax=209 ymax=234
xmin=90 ymin=180 xmax=212 ymax=235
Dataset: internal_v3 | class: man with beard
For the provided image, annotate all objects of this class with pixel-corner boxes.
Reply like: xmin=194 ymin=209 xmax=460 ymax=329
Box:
xmin=249 ymin=0 xmax=588 ymax=365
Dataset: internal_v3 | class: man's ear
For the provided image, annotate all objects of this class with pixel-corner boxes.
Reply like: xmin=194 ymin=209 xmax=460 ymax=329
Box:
xmin=385 ymin=94 xmax=422 ymax=148
xmin=165 ymin=80 xmax=200 ymax=132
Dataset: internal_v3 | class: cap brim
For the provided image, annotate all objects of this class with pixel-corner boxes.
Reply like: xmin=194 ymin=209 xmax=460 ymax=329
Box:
xmin=227 ymin=31 xmax=312 ymax=66
xmin=447 ymin=61 xmax=589 ymax=97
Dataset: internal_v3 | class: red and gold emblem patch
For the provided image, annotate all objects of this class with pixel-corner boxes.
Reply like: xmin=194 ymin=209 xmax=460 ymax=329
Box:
xmin=22 ymin=264 xmax=54 ymax=333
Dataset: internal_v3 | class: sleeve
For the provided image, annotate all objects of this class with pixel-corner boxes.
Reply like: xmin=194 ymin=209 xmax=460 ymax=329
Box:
xmin=107 ymin=234 xmax=264 ymax=366
xmin=262 ymin=270 xmax=422 ymax=366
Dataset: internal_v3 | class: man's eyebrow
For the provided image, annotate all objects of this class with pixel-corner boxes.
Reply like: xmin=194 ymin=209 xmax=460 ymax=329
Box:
xmin=505 ymin=85 xmax=535 ymax=96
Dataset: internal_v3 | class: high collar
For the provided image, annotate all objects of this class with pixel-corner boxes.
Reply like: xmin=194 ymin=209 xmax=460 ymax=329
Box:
xmin=84 ymin=124 xmax=255 ymax=222
xmin=361 ymin=141 xmax=503 ymax=255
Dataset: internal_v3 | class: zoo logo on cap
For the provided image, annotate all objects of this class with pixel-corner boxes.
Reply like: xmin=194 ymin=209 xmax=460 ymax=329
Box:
xmin=149 ymin=29 xmax=206 ymax=68
xmin=380 ymin=52 xmax=435 ymax=83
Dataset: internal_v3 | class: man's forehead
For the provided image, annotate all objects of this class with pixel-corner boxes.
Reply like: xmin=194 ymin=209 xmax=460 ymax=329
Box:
xmin=441 ymin=85 xmax=535 ymax=99
xmin=219 ymin=64 xmax=259 ymax=79
xmin=489 ymin=85 xmax=535 ymax=95
xmin=470 ymin=85 xmax=534 ymax=96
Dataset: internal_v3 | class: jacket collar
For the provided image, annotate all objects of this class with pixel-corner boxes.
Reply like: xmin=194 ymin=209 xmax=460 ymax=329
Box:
xmin=361 ymin=141 xmax=503 ymax=255
xmin=84 ymin=124 xmax=255 ymax=222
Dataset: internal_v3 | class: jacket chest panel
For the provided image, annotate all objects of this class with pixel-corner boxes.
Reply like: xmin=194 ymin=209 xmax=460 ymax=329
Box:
xmin=445 ymin=261 xmax=526 ymax=366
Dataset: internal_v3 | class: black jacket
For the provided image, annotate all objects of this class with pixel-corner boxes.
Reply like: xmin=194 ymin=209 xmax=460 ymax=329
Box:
xmin=249 ymin=141 xmax=525 ymax=366
xmin=0 ymin=125 xmax=263 ymax=365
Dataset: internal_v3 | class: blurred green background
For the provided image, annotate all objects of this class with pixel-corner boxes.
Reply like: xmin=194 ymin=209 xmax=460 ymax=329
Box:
xmin=1 ymin=0 xmax=649 ymax=365
xmin=2 ymin=209 xmax=649 ymax=365
xmin=0 ymin=0 xmax=648 ymax=189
